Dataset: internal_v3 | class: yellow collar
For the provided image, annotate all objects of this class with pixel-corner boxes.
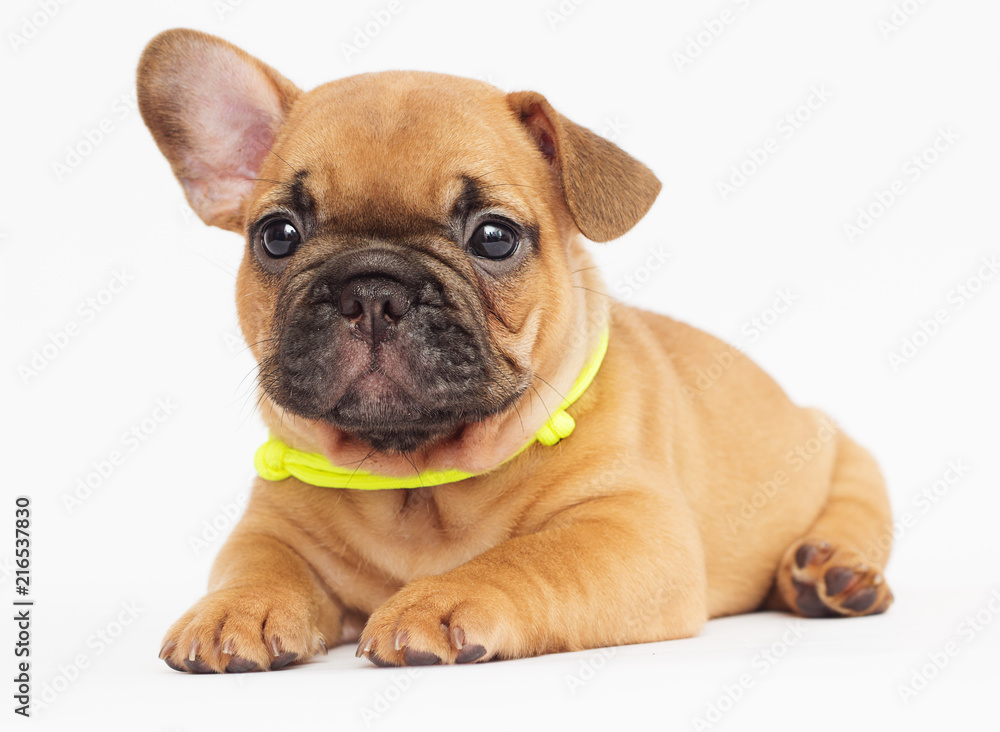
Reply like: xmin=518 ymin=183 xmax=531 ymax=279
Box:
xmin=253 ymin=328 xmax=610 ymax=490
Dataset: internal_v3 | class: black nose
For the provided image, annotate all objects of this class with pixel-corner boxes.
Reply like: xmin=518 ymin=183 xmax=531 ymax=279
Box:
xmin=338 ymin=276 xmax=411 ymax=343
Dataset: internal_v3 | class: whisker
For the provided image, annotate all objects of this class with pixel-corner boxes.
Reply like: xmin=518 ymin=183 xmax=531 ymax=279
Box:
xmin=265 ymin=146 xmax=297 ymax=174
xmin=242 ymin=176 xmax=289 ymax=188
xmin=533 ymin=372 xmax=567 ymax=403
xmin=573 ymin=285 xmax=613 ymax=299
xmin=402 ymin=451 xmax=423 ymax=485
xmin=529 ymin=384 xmax=553 ymax=422
xmin=253 ymin=140 xmax=298 ymax=175
xmin=476 ymin=182 xmax=541 ymax=192
xmin=345 ymin=447 xmax=377 ymax=487
xmin=465 ymin=168 xmax=504 ymax=182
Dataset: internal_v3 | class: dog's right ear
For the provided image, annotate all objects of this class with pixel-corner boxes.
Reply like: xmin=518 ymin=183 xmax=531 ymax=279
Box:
xmin=507 ymin=91 xmax=661 ymax=243
xmin=137 ymin=29 xmax=301 ymax=232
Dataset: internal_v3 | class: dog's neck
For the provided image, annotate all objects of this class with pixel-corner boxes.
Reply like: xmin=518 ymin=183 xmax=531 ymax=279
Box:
xmin=260 ymin=236 xmax=610 ymax=479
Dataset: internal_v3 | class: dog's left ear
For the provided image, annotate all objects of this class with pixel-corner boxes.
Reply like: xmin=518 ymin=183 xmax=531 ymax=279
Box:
xmin=507 ymin=91 xmax=661 ymax=243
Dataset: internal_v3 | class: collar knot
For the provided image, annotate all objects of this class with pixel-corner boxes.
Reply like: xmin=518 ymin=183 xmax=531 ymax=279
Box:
xmin=255 ymin=438 xmax=291 ymax=481
xmin=534 ymin=409 xmax=576 ymax=446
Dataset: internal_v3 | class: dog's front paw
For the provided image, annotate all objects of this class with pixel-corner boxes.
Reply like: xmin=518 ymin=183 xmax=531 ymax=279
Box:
xmin=159 ymin=586 xmax=327 ymax=673
xmin=358 ymin=577 xmax=518 ymax=667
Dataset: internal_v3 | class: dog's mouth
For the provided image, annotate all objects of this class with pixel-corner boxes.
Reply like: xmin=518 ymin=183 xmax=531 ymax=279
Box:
xmin=272 ymin=364 xmax=527 ymax=454
xmin=260 ymin=249 xmax=527 ymax=454
xmin=324 ymin=369 xmax=465 ymax=453
xmin=322 ymin=373 xmax=523 ymax=453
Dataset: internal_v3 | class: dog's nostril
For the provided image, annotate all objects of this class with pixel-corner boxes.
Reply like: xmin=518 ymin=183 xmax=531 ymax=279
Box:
xmin=337 ymin=276 xmax=412 ymax=341
xmin=339 ymin=293 xmax=364 ymax=319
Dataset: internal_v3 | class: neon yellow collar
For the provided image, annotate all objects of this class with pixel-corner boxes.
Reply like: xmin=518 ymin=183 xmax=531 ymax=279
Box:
xmin=254 ymin=328 xmax=609 ymax=490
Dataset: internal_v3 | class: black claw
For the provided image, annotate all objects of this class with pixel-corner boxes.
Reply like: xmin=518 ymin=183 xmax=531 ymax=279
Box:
xmin=455 ymin=644 xmax=487 ymax=664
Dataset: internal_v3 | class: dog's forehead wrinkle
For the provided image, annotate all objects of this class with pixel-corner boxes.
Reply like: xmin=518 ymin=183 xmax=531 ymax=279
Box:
xmin=289 ymin=169 xmax=315 ymax=214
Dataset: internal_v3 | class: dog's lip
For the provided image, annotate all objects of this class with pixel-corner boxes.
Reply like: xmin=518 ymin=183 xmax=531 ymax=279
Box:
xmin=328 ymin=368 xmax=430 ymax=427
xmin=347 ymin=369 xmax=406 ymax=399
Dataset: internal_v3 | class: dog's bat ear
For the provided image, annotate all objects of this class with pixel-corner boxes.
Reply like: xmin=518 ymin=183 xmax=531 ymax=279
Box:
xmin=137 ymin=29 xmax=301 ymax=232
xmin=506 ymin=91 xmax=661 ymax=243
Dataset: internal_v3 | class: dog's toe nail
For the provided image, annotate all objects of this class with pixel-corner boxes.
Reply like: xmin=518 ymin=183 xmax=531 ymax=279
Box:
xmin=188 ymin=640 xmax=200 ymax=663
xmin=269 ymin=637 xmax=282 ymax=657
xmin=159 ymin=640 xmax=176 ymax=660
xmin=221 ymin=639 xmax=234 ymax=656
xmin=403 ymin=647 xmax=441 ymax=666
xmin=394 ymin=631 xmax=408 ymax=652
xmin=226 ymin=655 xmax=258 ymax=673
xmin=449 ymin=626 xmax=466 ymax=650
xmin=356 ymin=637 xmax=372 ymax=658
xmin=455 ymin=643 xmax=487 ymax=664
xmin=270 ymin=652 xmax=297 ymax=670
xmin=823 ymin=566 xmax=857 ymax=596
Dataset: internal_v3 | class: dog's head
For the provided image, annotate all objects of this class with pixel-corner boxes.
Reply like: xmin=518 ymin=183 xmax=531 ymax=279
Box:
xmin=138 ymin=29 xmax=659 ymax=470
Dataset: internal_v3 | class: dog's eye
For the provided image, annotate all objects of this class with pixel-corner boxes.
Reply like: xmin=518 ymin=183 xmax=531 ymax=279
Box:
xmin=468 ymin=222 xmax=519 ymax=260
xmin=261 ymin=219 xmax=301 ymax=258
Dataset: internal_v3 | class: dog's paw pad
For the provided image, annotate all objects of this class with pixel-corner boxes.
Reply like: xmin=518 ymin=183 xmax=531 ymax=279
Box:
xmin=225 ymin=655 xmax=259 ymax=673
xmin=785 ymin=540 xmax=893 ymax=618
xmin=455 ymin=643 xmax=487 ymax=664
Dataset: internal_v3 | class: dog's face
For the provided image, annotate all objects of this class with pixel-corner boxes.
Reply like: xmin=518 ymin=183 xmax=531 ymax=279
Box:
xmin=138 ymin=29 xmax=660 ymax=462
xmin=241 ymin=75 xmax=569 ymax=453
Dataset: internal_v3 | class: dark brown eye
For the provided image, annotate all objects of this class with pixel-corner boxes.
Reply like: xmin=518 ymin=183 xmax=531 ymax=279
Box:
xmin=468 ymin=222 xmax=518 ymax=260
xmin=261 ymin=219 xmax=300 ymax=258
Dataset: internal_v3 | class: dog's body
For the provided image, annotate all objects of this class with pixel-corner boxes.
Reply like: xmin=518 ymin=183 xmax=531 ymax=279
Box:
xmin=140 ymin=29 xmax=893 ymax=673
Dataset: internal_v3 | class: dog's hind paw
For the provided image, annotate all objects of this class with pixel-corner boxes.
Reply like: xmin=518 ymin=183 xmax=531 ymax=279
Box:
xmin=779 ymin=539 xmax=893 ymax=618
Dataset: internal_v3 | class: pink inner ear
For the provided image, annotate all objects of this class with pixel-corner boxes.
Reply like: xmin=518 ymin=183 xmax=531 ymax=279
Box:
xmin=523 ymin=105 xmax=558 ymax=161
xmin=177 ymin=47 xmax=286 ymax=226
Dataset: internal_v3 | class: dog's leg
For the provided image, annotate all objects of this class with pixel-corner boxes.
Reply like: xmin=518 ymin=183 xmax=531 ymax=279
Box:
xmin=159 ymin=529 xmax=341 ymax=673
xmin=770 ymin=431 xmax=895 ymax=617
xmin=357 ymin=492 xmax=707 ymax=666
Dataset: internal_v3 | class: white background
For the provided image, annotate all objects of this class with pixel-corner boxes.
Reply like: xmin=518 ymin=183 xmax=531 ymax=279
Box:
xmin=2 ymin=0 xmax=999 ymax=729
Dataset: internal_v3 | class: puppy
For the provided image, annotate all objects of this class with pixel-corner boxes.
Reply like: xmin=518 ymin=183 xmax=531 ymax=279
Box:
xmin=138 ymin=29 xmax=894 ymax=672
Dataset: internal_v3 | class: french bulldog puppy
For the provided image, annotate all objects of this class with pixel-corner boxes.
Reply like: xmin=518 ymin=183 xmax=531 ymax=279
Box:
xmin=138 ymin=29 xmax=893 ymax=672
